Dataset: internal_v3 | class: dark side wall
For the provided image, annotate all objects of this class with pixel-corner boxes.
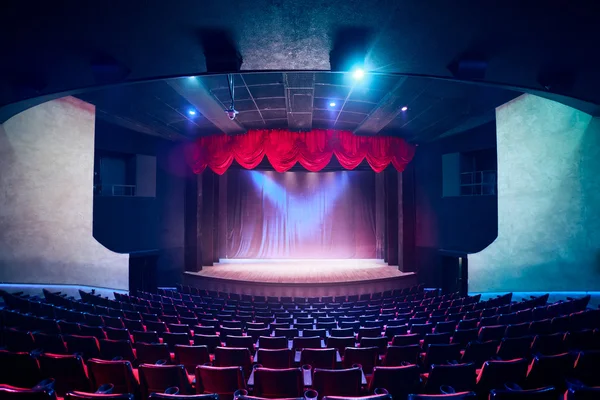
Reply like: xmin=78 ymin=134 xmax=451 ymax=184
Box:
xmin=408 ymin=122 xmax=498 ymax=287
xmin=93 ymin=120 xmax=187 ymax=287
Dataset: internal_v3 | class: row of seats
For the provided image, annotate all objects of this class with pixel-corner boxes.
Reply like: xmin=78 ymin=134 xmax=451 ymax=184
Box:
xmin=1 ymin=286 xmax=599 ymax=400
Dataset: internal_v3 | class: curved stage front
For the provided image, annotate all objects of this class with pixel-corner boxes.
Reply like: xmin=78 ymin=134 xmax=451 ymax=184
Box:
xmin=183 ymin=259 xmax=417 ymax=297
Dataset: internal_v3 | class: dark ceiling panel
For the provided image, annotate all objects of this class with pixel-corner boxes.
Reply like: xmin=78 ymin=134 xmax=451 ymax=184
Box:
xmin=261 ymin=109 xmax=287 ymax=120
xmin=342 ymin=101 xmax=377 ymax=114
xmin=248 ymin=84 xmax=285 ymax=98
xmin=313 ymin=98 xmax=338 ymax=110
xmin=348 ymin=88 xmax=387 ymax=104
xmin=78 ymin=71 xmax=519 ymax=142
xmin=313 ymin=109 xmax=338 ymax=121
xmin=337 ymin=112 xmax=367 ymax=124
xmin=314 ymin=85 xmax=351 ymax=100
xmin=242 ymin=73 xmax=284 ymax=86
xmin=288 ymin=113 xmax=312 ymax=131
xmin=255 ymin=97 xmax=286 ymax=110
xmin=212 ymin=86 xmax=251 ymax=103
xmin=236 ymin=110 xmax=263 ymax=122
xmin=227 ymin=99 xmax=256 ymax=112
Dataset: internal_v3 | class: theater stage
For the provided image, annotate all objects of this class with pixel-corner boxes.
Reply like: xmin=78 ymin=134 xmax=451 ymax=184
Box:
xmin=183 ymin=259 xmax=417 ymax=297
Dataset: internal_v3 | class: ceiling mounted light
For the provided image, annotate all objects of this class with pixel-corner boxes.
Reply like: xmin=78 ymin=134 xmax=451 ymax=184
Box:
xmin=401 ymin=106 xmax=408 ymax=112
xmin=329 ymin=102 xmax=336 ymax=107
xmin=352 ymin=68 xmax=365 ymax=80
xmin=188 ymin=109 xmax=197 ymax=116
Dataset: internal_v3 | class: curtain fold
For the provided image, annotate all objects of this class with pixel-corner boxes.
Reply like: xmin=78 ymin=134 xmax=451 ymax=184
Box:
xmin=186 ymin=129 xmax=415 ymax=174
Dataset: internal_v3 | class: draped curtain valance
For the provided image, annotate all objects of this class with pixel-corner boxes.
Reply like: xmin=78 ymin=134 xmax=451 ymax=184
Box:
xmin=186 ymin=129 xmax=416 ymax=174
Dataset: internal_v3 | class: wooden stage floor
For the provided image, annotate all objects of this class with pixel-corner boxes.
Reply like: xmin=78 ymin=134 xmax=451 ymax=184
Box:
xmin=187 ymin=259 xmax=412 ymax=284
xmin=184 ymin=259 xmax=417 ymax=297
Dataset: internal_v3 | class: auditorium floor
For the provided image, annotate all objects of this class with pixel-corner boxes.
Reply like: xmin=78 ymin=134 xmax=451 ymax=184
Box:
xmin=187 ymin=259 xmax=413 ymax=283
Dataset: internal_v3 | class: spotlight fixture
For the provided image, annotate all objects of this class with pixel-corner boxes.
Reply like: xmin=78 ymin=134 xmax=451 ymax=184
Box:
xmin=352 ymin=68 xmax=365 ymax=80
xmin=401 ymin=106 xmax=408 ymax=112
xmin=188 ymin=109 xmax=197 ymax=116
xmin=188 ymin=76 xmax=196 ymax=80
xmin=329 ymin=102 xmax=336 ymax=107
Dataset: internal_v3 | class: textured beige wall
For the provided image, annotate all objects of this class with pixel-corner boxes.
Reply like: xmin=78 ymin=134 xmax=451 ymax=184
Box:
xmin=469 ymin=94 xmax=600 ymax=292
xmin=0 ymin=97 xmax=128 ymax=289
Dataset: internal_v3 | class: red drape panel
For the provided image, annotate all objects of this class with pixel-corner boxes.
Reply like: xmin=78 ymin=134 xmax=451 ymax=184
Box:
xmin=186 ymin=129 xmax=415 ymax=174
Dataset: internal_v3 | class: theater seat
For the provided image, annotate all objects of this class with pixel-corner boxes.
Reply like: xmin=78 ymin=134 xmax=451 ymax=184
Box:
xmin=424 ymin=363 xmax=476 ymax=394
xmin=253 ymin=367 xmax=304 ymax=398
xmin=323 ymin=394 xmax=392 ymax=400
xmin=174 ymin=345 xmax=210 ymax=374
xmin=475 ymin=358 xmax=529 ymax=396
xmin=460 ymin=340 xmax=499 ymax=368
xmin=496 ymin=336 xmax=534 ymax=360
xmin=149 ymin=389 xmax=218 ymax=400
xmin=214 ymin=347 xmax=253 ymax=376
xmin=407 ymin=393 xmax=476 ymax=399
xmin=565 ymin=385 xmax=600 ymax=400
xmin=32 ymin=333 xmax=68 ymax=354
xmin=300 ymin=348 xmax=337 ymax=369
xmin=488 ymin=385 xmax=557 ymax=399
xmin=525 ymin=353 xmax=576 ymax=391
xmin=196 ymin=365 xmax=246 ymax=398
xmin=312 ymin=368 xmax=362 ymax=399
xmin=193 ymin=335 xmax=222 ymax=354
xmin=0 ymin=350 xmax=43 ymax=388
xmin=3 ymin=328 xmax=36 ymax=352
xmin=38 ymin=354 xmax=91 ymax=396
xmin=63 ymin=335 xmax=101 ymax=360
xmin=0 ymin=379 xmax=58 ymax=400
xmin=369 ymin=365 xmax=421 ymax=400
xmin=98 ymin=339 xmax=136 ymax=362
xmin=422 ymin=344 xmax=462 ymax=370
xmin=87 ymin=359 xmax=139 ymax=396
xmin=258 ymin=336 xmax=288 ymax=350
xmin=573 ymin=351 xmax=600 ymax=386
xmin=138 ymin=364 xmax=193 ymax=399
xmin=257 ymin=349 xmax=293 ymax=369
xmin=343 ymin=347 xmax=378 ymax=374
xmin=135 ymin=343 xmax=171 ymax=365
xmin=65 ymin=391 xmax=133 ymax=400
xmin=383 ymin=344 xmax=420 ymax=366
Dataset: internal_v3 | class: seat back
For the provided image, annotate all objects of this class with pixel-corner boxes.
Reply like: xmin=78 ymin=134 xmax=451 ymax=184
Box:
xmin=196 ymin=365 xmax=246 ymax=397
xmin=369 ymin=365 xmax=421 ymax=400
xmin=214 ymin=347 xmax=252 ymax=375
xmin=256 ymin=349 xmax=293 ymax=369
xmin=460 ymin=340 xmax=499 ymax=368
xmin=38 ymin=354 xmax=91 ymax=396
xmin=0 ymin=350 xmax=42 ymax=387
xmin=293 ymin=336 xmax=322 ymax=350
xmin=424 ymin=363 xmax=476 ymax=393
xmin=312 ymin=368 xmax=362 ymax=398
xmin=525 ymin=352 xmax=576 ymax=391
xmin=300 ymin=348 xmax=336 ymax=369
xmin=226 ymin=336 xmax=255 ymax=354
xmin=139 ymin=364 xmax=192 ymax=399
xmin=162 ymin=333 xmax=190 ymax=350
xmin=253 ymin=368 xmax=303 ymax=398
xmin=104 ymin=328 xmax=130 ymax=341
xmin=193 ymin=335 xmax=222 ymax=353
xmin=451 ymin=329 xmax=479 ymax=347
xmin=478 ymin=325 xmax=506 ymax=342
xmin=63 ymin=335 xmax=101 ymax=360
xmin=258 ymin=336 xmax=288 ymax=350
xmin=174 ymin=345 xmax=210 ymax=373
xmin=423 ymin=344 xmax=462 ymax=369
xmin=247 ymin=328 xmax=271 ymax=341
xmin=342 ymin=347 xmax=378 ymax=374
xmin=489 ymin=386 xmax=557 ymax=399
xmin=132 ymin=330 xmax=160 ymax=344
xmin=87 ymin=359 xmax=139 ymax=395
xmin=383 ymin=344 xmax=420 ymax=366
xmin=33 ymin=333 xmax=68 ymax=354
xmin=135 ymin=343 xmax=171 ymax=364
xmin=496 ymin=336 xmax=533 ymax=360
xmin=0 ymin=380 xmax=58 ymax=400
xmin=359 ymin=337 xmax=388 ymax=355
xmin=531 ymin=333 xmax=567 ymax=355
xmin=326 ymin=337 xmax=355 ymax=357
xmin=99 ymin=339 xmax=135 ymax=362
xmin=475 ymin=358 xmax=529 ymax=394
xmin=4 ymin=328 xmax=36 ymax=352
xmin=391 ymin=334 xmax=420 ymax=347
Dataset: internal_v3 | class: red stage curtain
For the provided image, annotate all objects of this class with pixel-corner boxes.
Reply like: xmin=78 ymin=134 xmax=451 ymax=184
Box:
xmin=186 ymin=129 xmax=416 ymax=174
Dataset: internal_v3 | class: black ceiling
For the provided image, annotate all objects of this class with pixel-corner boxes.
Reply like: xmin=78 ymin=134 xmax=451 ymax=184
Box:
xmin=77 ymin=72 xmax=519 ymax=143
xmin=1 ymin=0 xmax=600 ymax=123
